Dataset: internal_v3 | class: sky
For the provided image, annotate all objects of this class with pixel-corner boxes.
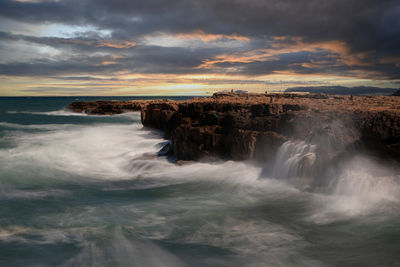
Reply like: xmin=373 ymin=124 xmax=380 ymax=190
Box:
xmin=0 ymin=0 xmax=399 ymax=96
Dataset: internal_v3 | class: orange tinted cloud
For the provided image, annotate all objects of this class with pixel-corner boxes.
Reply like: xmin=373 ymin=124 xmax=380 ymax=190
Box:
xmin=198 ymin=37 xmax=372 ymax=70
xmin=270 ymin=37 xmax=371 ymax=66
xmin=99 ymin=55 xmax=126 ymax=66
xmin=197 ymin=50 xmax=274 ymax=69
xmin=97 ymin=41 xmax=136 ymax=48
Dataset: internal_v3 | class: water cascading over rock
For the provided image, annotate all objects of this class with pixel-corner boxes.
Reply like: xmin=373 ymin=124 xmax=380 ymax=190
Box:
xmin=271 ymin=141 xmax=317 ymax=180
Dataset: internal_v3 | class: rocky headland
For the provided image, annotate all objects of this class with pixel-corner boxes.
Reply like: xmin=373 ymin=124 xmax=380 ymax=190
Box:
xmin=67 ymin=99 xmax=165 ymax=115
xmin=67 ymin=93 xmax=400 ymax=164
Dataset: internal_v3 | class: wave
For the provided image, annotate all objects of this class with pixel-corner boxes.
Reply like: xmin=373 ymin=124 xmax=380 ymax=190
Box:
xmin=0 ymin=123 xmax=156 ymax=181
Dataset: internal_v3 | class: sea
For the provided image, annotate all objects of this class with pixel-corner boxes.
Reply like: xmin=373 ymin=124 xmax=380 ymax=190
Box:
xmin=0 ymin=96 xmax=399 ymax=267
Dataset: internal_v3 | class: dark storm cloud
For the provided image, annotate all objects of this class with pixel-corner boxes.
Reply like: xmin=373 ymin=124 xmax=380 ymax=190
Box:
xmin=0 ymin=40 xmax=397 ymax=79
xmin=0 ymin=60 xmax=113 ymax=76
xmin=0 ymin=31 xmax=137 ymax=53
xmin=0 ymin=0 xmax=399 ymax=79
xmin=0 ymin=44 xmax=216 ymax=76
xmin=1 ymin=0 xmax=399 ymax=53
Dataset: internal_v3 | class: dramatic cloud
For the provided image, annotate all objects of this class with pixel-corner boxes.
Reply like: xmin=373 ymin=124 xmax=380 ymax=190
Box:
xmin=0 ymin=0 xmax=399 ymax=95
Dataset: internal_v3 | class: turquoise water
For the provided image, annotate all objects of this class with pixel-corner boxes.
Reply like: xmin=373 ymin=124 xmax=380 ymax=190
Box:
xmin=1 ymin=97 xmax=400 ymax=266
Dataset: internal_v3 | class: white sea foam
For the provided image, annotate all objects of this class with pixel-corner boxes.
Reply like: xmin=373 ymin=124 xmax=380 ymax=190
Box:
xmin=0 ymin=116 xmax=290 ymax=194
xmin=0 ymin=123 xmax=161 ymax=181
xmin=260 ymin=140 xmax=400 ymax=224
xmin=308 ymin=156 xmax=400 ymax=224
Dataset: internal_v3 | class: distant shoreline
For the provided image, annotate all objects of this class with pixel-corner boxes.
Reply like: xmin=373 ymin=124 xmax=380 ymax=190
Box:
xmin=285 ymin=85 xmax=398 ymax=95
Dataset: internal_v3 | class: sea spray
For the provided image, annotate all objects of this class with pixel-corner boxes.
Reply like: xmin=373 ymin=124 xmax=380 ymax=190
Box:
xmin=271 ymin=141 xmax=317 ymax=179
xmin=264 ymin=137 xmax=400 ymax=223
xmin=307 ymin=155 xmax=400 ymax=223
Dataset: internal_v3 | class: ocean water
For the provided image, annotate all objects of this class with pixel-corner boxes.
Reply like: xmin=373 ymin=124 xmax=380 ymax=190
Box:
xmin=0 ymin=97 xmax=400 ymax=267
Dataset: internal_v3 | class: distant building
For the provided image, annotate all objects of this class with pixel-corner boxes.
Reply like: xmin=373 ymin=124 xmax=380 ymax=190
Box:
xmin=214 ymin=89 xmax=248 ymax=95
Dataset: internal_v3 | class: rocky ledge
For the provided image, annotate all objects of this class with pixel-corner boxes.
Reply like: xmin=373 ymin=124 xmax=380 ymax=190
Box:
xmin=67 ymin=93 xmax=400 ymax=163
xmin=67 ymin=99 xmax=166 ymax=115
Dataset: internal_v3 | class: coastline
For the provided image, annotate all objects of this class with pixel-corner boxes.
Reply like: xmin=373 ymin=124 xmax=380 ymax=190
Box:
xmin=1 ymin=94 xmax=400 ymax=266
xmin=67 ymin=93 xmax=400 ymax=164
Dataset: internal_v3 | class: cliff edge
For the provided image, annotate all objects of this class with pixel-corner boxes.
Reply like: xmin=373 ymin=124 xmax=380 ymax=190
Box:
xmin=67 ymin=93 xmax=400 ymax=162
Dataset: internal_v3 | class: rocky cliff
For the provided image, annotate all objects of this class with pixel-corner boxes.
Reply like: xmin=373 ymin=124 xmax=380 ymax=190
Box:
xmin=67 ymin=93 xmax=400 ymax=163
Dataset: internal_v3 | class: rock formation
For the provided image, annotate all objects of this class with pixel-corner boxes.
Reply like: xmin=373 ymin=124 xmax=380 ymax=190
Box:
xmin=67 ymin=100 xmax=165 ymax=115
xmin=67 ymin=93 xmax=400 ymax=163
